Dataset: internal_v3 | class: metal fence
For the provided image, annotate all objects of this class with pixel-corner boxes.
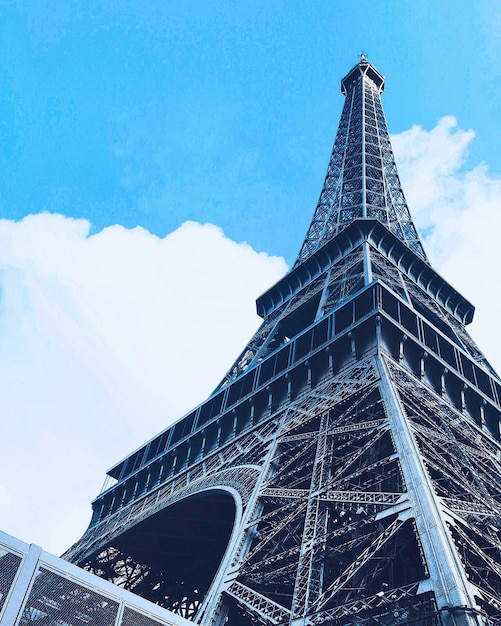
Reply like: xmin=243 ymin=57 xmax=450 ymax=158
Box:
xmin=0 ymin=530 xmax=192 ymax=626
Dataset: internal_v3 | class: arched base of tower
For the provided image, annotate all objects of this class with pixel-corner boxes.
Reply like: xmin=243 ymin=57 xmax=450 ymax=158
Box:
xmin=79 ymin=490 xmax=236 ymax=620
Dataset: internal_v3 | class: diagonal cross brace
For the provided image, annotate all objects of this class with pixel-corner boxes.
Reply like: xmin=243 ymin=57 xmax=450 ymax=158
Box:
xmin=313 ymin=517 xmax=403 ymax=611
xmin=226 ymin=581 xmax=291 ymax=625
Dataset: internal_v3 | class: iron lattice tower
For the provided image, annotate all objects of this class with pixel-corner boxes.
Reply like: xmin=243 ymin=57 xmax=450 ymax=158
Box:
xmin=64 ymin=58 xmax=501 ymax=626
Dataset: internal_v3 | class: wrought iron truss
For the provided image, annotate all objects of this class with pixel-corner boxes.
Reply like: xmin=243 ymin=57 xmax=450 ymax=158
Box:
xmin=64 ymin=58 xmax=501 ymax=626
xmin=294 ymin=55 xmax=427 ymax=268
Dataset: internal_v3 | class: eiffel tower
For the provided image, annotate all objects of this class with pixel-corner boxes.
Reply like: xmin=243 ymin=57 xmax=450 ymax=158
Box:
xmin=64 ymin=57 xmax=501 ymax=626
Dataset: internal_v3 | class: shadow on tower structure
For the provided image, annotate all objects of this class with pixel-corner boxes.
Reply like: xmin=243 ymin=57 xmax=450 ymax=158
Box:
xmin=63 ymin=57 xmax=501 ymax=626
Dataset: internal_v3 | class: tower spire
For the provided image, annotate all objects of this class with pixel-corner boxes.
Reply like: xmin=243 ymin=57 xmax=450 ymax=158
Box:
xmin=295 ymin=57 xmax=427 ymax=268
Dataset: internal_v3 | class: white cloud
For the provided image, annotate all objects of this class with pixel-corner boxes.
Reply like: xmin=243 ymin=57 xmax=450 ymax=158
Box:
xmin=0 ymin=486 xmax=10 ymax=507
xmin=393 ymin=116 xmax=501 ymax=373
xmin=0 ymin=215 xmax=287 ymax=554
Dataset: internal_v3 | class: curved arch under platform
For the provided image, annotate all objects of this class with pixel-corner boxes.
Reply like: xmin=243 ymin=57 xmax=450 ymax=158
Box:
xmin=79 ymin=490 xmax=237 ymax=620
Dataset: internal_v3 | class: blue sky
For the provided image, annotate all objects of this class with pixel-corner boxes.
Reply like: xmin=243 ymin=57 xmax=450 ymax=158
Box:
xmin=1 ymin=1 xmax=501 ymax=264
xmin=2 ymin=2 xmax=501 ymax=555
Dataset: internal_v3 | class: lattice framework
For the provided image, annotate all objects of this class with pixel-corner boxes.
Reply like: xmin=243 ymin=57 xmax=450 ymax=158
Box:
xmin=62 ymin=58 xmax=501 ymax=626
